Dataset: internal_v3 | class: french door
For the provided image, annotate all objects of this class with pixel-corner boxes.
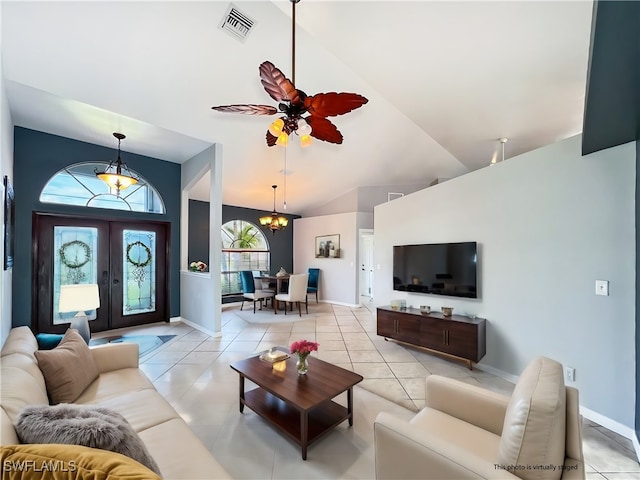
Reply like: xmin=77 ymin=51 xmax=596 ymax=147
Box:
xmin=33 ymin=213 xmax=169 ymax=334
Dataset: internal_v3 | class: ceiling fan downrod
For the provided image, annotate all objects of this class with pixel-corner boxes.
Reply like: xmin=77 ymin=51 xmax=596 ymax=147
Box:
xmin=291 ymin=0 xmax=300 ymax=86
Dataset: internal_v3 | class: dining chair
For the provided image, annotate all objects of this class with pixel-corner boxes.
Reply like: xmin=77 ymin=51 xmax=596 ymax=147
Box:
xmin=307 ymin=268 xmax=320 ymax=303
xmin=252 ymin=271 xmax=273 ymax=293
xmin=240 ymin=270 xmax=274 ymax=313
xmin=274 ymin=273 xmax=309 ymax=316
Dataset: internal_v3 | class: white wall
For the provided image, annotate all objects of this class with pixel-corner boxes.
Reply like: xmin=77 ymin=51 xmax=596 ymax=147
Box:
xmin=294 ymin=212 xmax=373 ymax=306
xmin=303 ymin=184 xmax=429 ymax=217
xmin=1 ymin=11 xmax=15 ymax=345
xmin=374 ymin=135 xmax=636 ymax=432
xmin=180 ymin=144 xmax=222 ymax=335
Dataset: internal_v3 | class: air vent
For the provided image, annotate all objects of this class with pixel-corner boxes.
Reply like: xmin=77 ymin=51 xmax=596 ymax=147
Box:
xmin=387 ymin=193 xmax=405 ymax=202
xmin=220 ymin=4 xmax=255 ymax=41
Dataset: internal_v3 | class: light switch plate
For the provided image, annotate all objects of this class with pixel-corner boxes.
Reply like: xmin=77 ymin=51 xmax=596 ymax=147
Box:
xmin=595 ymin=280 xmax=609 ymax=296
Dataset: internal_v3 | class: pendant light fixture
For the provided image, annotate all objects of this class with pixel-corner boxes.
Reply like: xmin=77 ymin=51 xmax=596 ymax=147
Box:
xmin=259 ymin=185 xmax=289 ymax=234
xmin=95 ymin=132 xmax=139 ymax=195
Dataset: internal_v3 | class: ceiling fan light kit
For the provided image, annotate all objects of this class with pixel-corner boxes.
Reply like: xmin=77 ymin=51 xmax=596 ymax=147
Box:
xmin=211 ymin=0 xmax=368 ymax=147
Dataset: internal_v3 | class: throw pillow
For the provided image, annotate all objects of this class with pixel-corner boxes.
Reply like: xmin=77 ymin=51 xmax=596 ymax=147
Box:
xmin=0 ymin=444 xmax=162 ymax=480
xmin=34 ymin=328 xmax=99 ymax=404
xmin=35 ymin=333 xmax=64 ymax=350
xmin=15 ymin=404 xmax=161 ymax=475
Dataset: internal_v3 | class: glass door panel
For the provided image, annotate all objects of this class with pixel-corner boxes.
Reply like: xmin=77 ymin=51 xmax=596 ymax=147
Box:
xmin=109 ymin=222 xmax=167 ymax=329
xmin=53 ymin=226 xmax=99 ymax=324
xmin=122 ymin=229 xmax=156 ymax=315
xmin=34 ymin=215 xmax=110 ymax=334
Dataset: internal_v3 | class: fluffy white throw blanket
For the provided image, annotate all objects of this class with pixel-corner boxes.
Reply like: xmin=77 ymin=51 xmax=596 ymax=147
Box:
xmin=16 ymin=404 xmax=161 ymax=475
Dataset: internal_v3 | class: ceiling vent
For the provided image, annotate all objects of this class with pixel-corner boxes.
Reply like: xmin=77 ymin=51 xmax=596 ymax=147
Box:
xmin=220 ymin=4 xmax=255 ymax=42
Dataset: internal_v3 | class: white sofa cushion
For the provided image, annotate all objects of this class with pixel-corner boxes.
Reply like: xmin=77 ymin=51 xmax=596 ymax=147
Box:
xmin=0 ymin=367 xmax=50 ymax=421
xmin=138 ymin=417 xmax=231 ymax=480
xmin=75 ymin=368 xmax=155 ymax=404
xmin=90 ymin=389 xmax=181 ymax=432
xmin=498 ymin=356 xmax=566 ymax=480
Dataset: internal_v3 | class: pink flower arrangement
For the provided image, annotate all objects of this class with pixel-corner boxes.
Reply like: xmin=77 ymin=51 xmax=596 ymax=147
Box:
xmin=290 ymin=339 xmax=319 ymax=356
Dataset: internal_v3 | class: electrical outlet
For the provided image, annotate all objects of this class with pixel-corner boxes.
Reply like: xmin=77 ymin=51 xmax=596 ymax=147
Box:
xmin=565 ymin=366 xmax=576 ymax=382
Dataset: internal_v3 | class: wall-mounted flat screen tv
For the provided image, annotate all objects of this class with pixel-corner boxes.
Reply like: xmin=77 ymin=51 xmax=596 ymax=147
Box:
xmin=393 ymin=242 xmax=478 ymax=298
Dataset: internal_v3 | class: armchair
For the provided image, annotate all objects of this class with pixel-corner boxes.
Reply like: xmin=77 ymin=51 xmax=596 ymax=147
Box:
xmin=374 ymin=356 xmax=584 ymax=480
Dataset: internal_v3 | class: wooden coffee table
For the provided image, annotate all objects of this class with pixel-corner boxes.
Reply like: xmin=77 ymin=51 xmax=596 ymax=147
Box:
xmin=230 ymin=351 xmax=363 ymax=460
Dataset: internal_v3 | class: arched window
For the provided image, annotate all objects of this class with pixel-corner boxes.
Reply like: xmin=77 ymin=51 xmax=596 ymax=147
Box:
xmin=40 ymin=162 xmax=165 ymax=214
xmin=221 ymin=220 xmax=270 ymax=296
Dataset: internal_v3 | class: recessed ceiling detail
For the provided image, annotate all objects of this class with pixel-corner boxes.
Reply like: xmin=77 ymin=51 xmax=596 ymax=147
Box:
xmin=219 ymin=4 xmax=255 ymax=42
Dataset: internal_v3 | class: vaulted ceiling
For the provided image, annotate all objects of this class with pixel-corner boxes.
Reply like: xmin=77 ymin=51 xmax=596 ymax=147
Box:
xmin=1 ymin=1 xmax=594 ymax=215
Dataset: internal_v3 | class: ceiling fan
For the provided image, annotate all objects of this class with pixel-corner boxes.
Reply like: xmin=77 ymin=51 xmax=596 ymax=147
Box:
xmin=211 ymin=0 xmax=368 ymax=147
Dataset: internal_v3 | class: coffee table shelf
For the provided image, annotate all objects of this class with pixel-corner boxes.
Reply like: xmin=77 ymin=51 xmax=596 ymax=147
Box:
xmin=244 ymin=388 xmax=350 ymax=449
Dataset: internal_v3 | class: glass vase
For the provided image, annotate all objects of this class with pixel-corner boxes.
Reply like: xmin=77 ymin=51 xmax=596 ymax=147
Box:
xmin=296 ymin=354 xmax=309 ymax=375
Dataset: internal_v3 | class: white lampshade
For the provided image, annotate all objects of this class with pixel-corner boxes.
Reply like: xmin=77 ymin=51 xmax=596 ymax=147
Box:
xmin=59 ymin=284 xmax=100 ymax=315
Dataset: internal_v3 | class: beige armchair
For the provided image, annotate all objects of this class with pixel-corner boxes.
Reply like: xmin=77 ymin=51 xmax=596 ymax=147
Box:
xmin=374 ymin=356 xmax=584 ymax=480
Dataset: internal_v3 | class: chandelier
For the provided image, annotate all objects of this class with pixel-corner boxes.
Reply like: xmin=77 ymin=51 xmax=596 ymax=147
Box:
xmin=259 ymin=185 xmax=289 ymax=234
xmin=95 ymin=132 xmax=139 ymax=195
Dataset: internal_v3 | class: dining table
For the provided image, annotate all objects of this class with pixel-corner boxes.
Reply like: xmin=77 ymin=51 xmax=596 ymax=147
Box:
xmin=259 ymin=275 xmax=290 ymax=294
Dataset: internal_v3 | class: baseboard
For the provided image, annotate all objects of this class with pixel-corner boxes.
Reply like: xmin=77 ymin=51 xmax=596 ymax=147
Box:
xmin=475 ymin=362 xmax=638 ymax=456
xmin=174 ymin=317 xmax=222 ymax=338
xmin=319 ymin=300 xmax=361 ymax=308
xmin=474 ymin=362 xmax=519 ymax=384
xmin=580 ymin=406 xmax=638 ymax=447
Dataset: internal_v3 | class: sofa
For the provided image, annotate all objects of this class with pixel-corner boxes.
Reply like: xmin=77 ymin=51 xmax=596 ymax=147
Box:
xmin=0 ymin=326 xmax=231 ymax=479
xmin=374 ymin=356 xmax=585 ymax=480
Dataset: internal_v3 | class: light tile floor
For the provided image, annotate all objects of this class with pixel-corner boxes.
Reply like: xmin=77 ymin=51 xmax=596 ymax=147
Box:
xmin=94 ymin=299 xmax=640 ymax=479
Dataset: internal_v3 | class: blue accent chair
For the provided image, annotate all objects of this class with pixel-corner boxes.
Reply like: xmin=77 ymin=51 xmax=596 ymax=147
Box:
xmin=240 ymin=270 xmax=274 ymax=313
xmin=307 ymin=268 xmax=320 ymax=303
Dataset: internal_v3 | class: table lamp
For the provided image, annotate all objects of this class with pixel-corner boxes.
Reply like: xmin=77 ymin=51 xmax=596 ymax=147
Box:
xmin=58 ymin=284 xmax=100 ymax=344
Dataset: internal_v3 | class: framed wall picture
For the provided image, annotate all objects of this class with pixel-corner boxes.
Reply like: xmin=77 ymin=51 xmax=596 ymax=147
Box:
xmin=315 ymin=234 xmax=340 ymax=258
xmin=3 ymin=175 xmax=14 ymax=270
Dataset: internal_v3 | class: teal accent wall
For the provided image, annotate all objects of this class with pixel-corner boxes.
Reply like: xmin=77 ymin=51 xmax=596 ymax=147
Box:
xmin=12 ymin=127 xmax=182 ymax=327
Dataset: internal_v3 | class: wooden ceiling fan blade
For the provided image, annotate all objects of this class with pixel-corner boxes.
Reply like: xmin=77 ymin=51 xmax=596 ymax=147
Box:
xmin=211 ymin=104 xmax=278 ymax=115
xmin=259 ymin=61 xmax=301 ymax=105
xmin=306 ymin=116 xmax=343 ymax=144
xmin=304 ymin=92 xmax=368 ymax=118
